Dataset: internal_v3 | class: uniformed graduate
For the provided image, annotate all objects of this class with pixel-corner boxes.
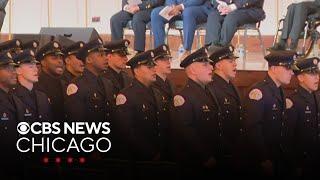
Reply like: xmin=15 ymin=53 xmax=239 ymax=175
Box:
xmin=272 ymin=0 xmax=320 ymax=50
xmin=102 ymin=39 xmax=132 ymax=94
xmin=21 ymin=40 xmax=39 ymax=52
xmin=34 ymin=41 xmax=66 ymax=122
xmin=172 ymin=47 xmax=223 ymax=178
xmin=242 ymin=50 xmax=297 ymax=177
xmin=0 ymin=51 xmax=24 ymax=179
xmin=152 ymin=44 xmax=176 ymax=161
xmin=115 ymin=50 xmax=170 ymax=162
xmin=0 ymin=38 xmax=22 ymax=54
xmin=206 ymin=45 xmax=243 ymax=175
xmin=286 ymin=57 xmax=320 ymax=178
xmin=110 ymin=0 xmax=165 ymax=53
xmin=65 ymin=38 xmax=115 ymax=123
xmin=12 ymin=49 xmax=52 ymax=123
xmin=61 ymin=41 xmax=85 ymax=86
xmin=205 ymin=0 xmax=265 ymax=46
xmin=153 ymin=44 xmax=175 ymax=101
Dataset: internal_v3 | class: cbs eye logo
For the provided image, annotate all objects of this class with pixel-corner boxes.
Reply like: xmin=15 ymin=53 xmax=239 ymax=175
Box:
xmin=17 ymin=122 xmax=30 ymax=135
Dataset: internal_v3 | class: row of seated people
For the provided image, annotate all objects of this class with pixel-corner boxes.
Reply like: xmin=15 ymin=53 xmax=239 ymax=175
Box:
xmin=111 ymin=0 xmax=320 ymax=58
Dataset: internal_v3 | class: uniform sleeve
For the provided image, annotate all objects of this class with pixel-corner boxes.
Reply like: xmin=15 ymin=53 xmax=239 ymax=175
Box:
xmin=243 ymin=88 xmax=268 ymax=162
xmin=233 ymin=0 xmax=263 ymax=9
xmin=115 ymin=94 xmax=158 ymax=158
xmin=64 ymin=83 xmax=86 ymax=122
xmin=138 ymin=0 xmax=165 ymax=10
xmin=172 ymin=95 xmax=212 ymax=163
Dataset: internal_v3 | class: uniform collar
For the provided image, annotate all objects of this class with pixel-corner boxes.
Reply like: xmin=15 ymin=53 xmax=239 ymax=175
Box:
xmin=265 ymin=74 xmax=285 ymax=106
xmin=297 ymin=85 xmax=314 ymax=103
xmin=83 ymin=68 xmax=99 ymax=80
xmin=212 ymin=73 xmax=230 ymax=87
xmin=212 ymin=73 xmax=241 ymax=102
xmin=133 ymin=78 xmax=151 ymax=91
xmin=14 ymin=83 xmax=34 ymax=94
xmin=153 ymin=75 xmax=172 ymax=98
xmin=0 ymin=87 xmax=8 ymax=96
xmin=107 ymin=66 xmax=122 ymax=75
xmin=40 ymin=70 xmax=61 ymax=81
xmin=187 ymin=78 xmax=206 ymax=91
xmin=265 ymin=74 xmax=280 ymax=91
xmin=62 ymin=69 xmax=76 ymax=81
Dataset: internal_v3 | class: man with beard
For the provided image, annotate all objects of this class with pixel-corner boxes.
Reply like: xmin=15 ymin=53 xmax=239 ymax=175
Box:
xmin=286 ymin=57 xmax=320 ymax=178
xmin=12 ymin=49 xmax=52 ymax=123
xmin=172 ymin=47 xmax=223 ymax=178
xmin=0 ymin=51 xmax=24 ymax=179
xmin=206 ymin=45 xmax=243 ymax=176
xmin=34 ymin=41 xmax=65 ymax=122
xmin=102 ymin=39 xmax=132 ymax=94
xmin=61 ymin=41 xmax=85 ymax=86
xmin=242 ymin=50 xmax=296 ymax=177
xmin=64 ymin=38 xmax=115 ymax=161
xmin=65 ymin=38 xmax=114 ymax=123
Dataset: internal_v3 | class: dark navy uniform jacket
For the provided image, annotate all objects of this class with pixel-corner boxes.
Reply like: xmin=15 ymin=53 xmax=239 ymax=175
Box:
xmin=0 ymin=88 xmax=25 ymax=173
xmin=65 ymin=69 xmax=115 ymax=123
xmin=207 ymin=73 xmax=243 ymax=156
xmin=152 ymin=75 xmax=175 ymax=101
xmin=243 ymin=75 xmax=291 ymax=163
xmin=102 ymin=67 xmax=132 ymax=94
xmin=61 ymin=69 xmax=76 ymax=87
xmin=12 ymin=84 xmax=52 ymax=123
xmin=34 ymin=71 xmax=65 ymax=122
xmin=115 ymin=79 xmax=170 ymax=160
xmin=286 ymin=86 xmax=320 ymax=168
xmin=172 ymin=78 xmax=222 ymax=164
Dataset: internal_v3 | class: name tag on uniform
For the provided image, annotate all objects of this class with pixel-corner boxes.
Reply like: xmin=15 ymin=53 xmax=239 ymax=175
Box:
xmin=202 ymin=105 xmax=210 ymax=112
xmin=24 ymin=109 xmax=32 ymax=117
xmin=224 ymin=98 xmax=230 ymax=105
xmin=1 ymin=113 xmax=9 ymax=121
xmin=305 ymin=106 xmax=311 ymax=114
xmin=272 ymin=104 xmax=278 ymax=111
